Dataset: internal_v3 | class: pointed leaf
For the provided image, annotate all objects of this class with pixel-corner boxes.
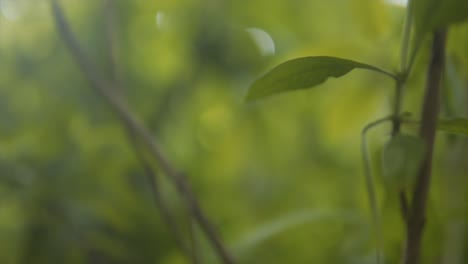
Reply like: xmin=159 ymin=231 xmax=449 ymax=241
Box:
xmin=381 ymin=134 xmax=425 ymax=191
xmin=246 ymin=56 xmax=395 ymax=101
xmin=437 ymin=118 xmax=468 ymax=136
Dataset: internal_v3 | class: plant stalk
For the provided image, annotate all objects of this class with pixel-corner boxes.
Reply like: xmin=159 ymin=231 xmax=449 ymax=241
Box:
xmin=362 ymin=116 xmax=394 ymax=264
xmin=400 ymin=0 xmax=413 ymax=73
xmin=393 ymin=0 xmax=413 ymax=135
xmin=402 ymin=29 xmax=447 ymax=264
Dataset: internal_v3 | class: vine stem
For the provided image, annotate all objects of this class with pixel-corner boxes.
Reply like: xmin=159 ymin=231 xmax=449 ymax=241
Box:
xmin=399 ymin=0 xmax=413 ymax=73
xmin=392 ymin=80 xmax=404 ymax=135
xmin=362 ymin=116 xmax=394 ymax=264
xmin=391 ymin=0 xmax=414 ymax=240
xmin=402 ymin=29 xmax=447 ymax=264
xmin=393 ymin=0 xmax=413 ymax=135
xmin=50 ymin=1 xmax=235 ymax=263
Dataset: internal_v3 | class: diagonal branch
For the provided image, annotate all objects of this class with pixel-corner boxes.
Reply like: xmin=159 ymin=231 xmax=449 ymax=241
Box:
xmin=100 ymin=0 xmax=192 ymax=258
xmin=50 ymin=1 xmax=235 ymax=263
xmin=128 ymin=132 xmax=191 ymax=254
xmin=103 ymin=1 xmax=191 ymax=254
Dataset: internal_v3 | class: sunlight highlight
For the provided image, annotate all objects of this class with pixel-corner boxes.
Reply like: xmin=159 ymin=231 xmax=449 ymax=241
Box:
xmin=0 ymin=0 xmax=22 ymax=21
xmin=246 ymin=27 xmax=275 ymax=56
xmin=155 ymin=11 xmax=167 ymax=29
xmin=385 ymin=0 xmax=408 ymax=7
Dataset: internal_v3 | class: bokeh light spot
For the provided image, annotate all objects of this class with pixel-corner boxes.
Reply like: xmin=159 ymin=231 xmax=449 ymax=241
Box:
xmin=385 ymin=0 xmax=408 ymax=7
xmin=155 ymin=11 xmax=167 ymax=29
xmin=246 ymin=27 xmax=276 ymax=57
xmin=0 ymin=0 xmax=23 ymax=21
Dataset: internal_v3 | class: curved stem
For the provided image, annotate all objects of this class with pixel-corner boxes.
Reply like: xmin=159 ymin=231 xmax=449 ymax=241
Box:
xmin=376 ymin=68 xmax=401 ymax=82
xmin=361 ymin=116 xmax=394 ymax=264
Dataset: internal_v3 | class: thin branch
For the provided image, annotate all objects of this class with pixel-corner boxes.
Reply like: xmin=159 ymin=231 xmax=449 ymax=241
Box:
xmin=100 ymin=0 xmax=195 ymax=259
xmin=402 ymin=29 xmax=447 ymax=264
xmin=50 ymin=1 xmax=235 ymax=263
xmin=129 ymin=132 xmax=191 ymax=254
xmin=392 ymin=2 xmax=413 ymax=238
xmin=188 ymin=214 xmax=201 ymax=264
xmin=374 ymin=67 xmax=400 ymax=82
xmin=100 ymin=0 xmax=190 ymax=256
xmin=399 ymin=0 xmax=413 ymax=73
xmin=392 ymin=80 xmax=405 ymax=135
xmin=393 ymin=0 xmax=413 ymax=135
xmin=361 ymin=115 xmax=394 ymax=264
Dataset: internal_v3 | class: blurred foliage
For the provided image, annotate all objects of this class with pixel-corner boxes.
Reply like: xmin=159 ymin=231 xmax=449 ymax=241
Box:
xmin=0 ymin=0 xmax=467 ymax=263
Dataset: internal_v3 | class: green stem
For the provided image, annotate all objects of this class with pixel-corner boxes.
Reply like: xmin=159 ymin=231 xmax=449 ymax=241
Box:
xmin=393 ymin=0 xmax=413 ymax=135
xmin=392 ymin=80 xmax=404 ymax=135
xmin=400 ymin=0 xmax=413 ymax=72
xmin=406 ymin=39 xmax=424 ymax=77
xmin=391 ymin=2 xmax=415 ymax=224
xmin=362 ymin=116 xmax=394 ymax=264
xmin=403 ymin=29 xmax=447 ymax=264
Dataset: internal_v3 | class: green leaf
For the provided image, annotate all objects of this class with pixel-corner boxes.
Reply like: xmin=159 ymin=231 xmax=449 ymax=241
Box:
xmin=231 ymin=210 xmax=359 ymax=257
xmin=411 ymin=0 xmax=468 ymax=38
xmin=437 ymin=118 xmax=468 ymax=136
xmin=246 ymin=56 xmax=396 ymax=101
xmin=381 ymin=134 xmax=425 ymax=191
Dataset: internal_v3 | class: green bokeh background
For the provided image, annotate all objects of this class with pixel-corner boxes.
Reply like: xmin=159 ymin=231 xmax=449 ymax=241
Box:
xmin=0 ymin=0 xmax=467 ymax=263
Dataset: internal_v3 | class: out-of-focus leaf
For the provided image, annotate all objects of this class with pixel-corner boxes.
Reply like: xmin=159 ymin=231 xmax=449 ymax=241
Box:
xmin=411 ymin=0 xmax=468 ymax=38
xmin=231 ymin=210 xmax=359 ymax=257
xmin=381 ymin=134 xmax=425 ymax=191
xmin=437 ymin=118 xmax=468 ymax=136
xmin=246 ymin=56 xmax=395 ymax=101
xmin=401 ymin=117 xmax=468 ymax=136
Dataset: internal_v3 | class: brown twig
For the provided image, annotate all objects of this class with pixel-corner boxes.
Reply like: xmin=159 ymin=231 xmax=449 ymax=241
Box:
xmin=129 ymin=133 xmax=191 ymax=253
xmin=100 ymin=0 xmax=194 ymax=259
xmin=51 ymin=1 xmax=235 ymax=263
xmin=402 ymin=29 xmax=447 ymax=264
xmin=101 ymin=0 xmax=190 ymax=255
xmin=188 ymin=214 xmax=201 ymax=264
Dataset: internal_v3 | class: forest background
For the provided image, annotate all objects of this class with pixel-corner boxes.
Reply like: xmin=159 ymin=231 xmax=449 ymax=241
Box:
xmin=0 ymin=0 xmax=467 ymax=263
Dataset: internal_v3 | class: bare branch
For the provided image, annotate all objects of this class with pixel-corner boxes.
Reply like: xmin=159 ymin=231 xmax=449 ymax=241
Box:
xmin=100 ymin=0 xmax=191 ymax=258
xmin=128 ymin=132 xmax=191 ymax=254
xmin=50 ymin=1 xmax=235 ymax=263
